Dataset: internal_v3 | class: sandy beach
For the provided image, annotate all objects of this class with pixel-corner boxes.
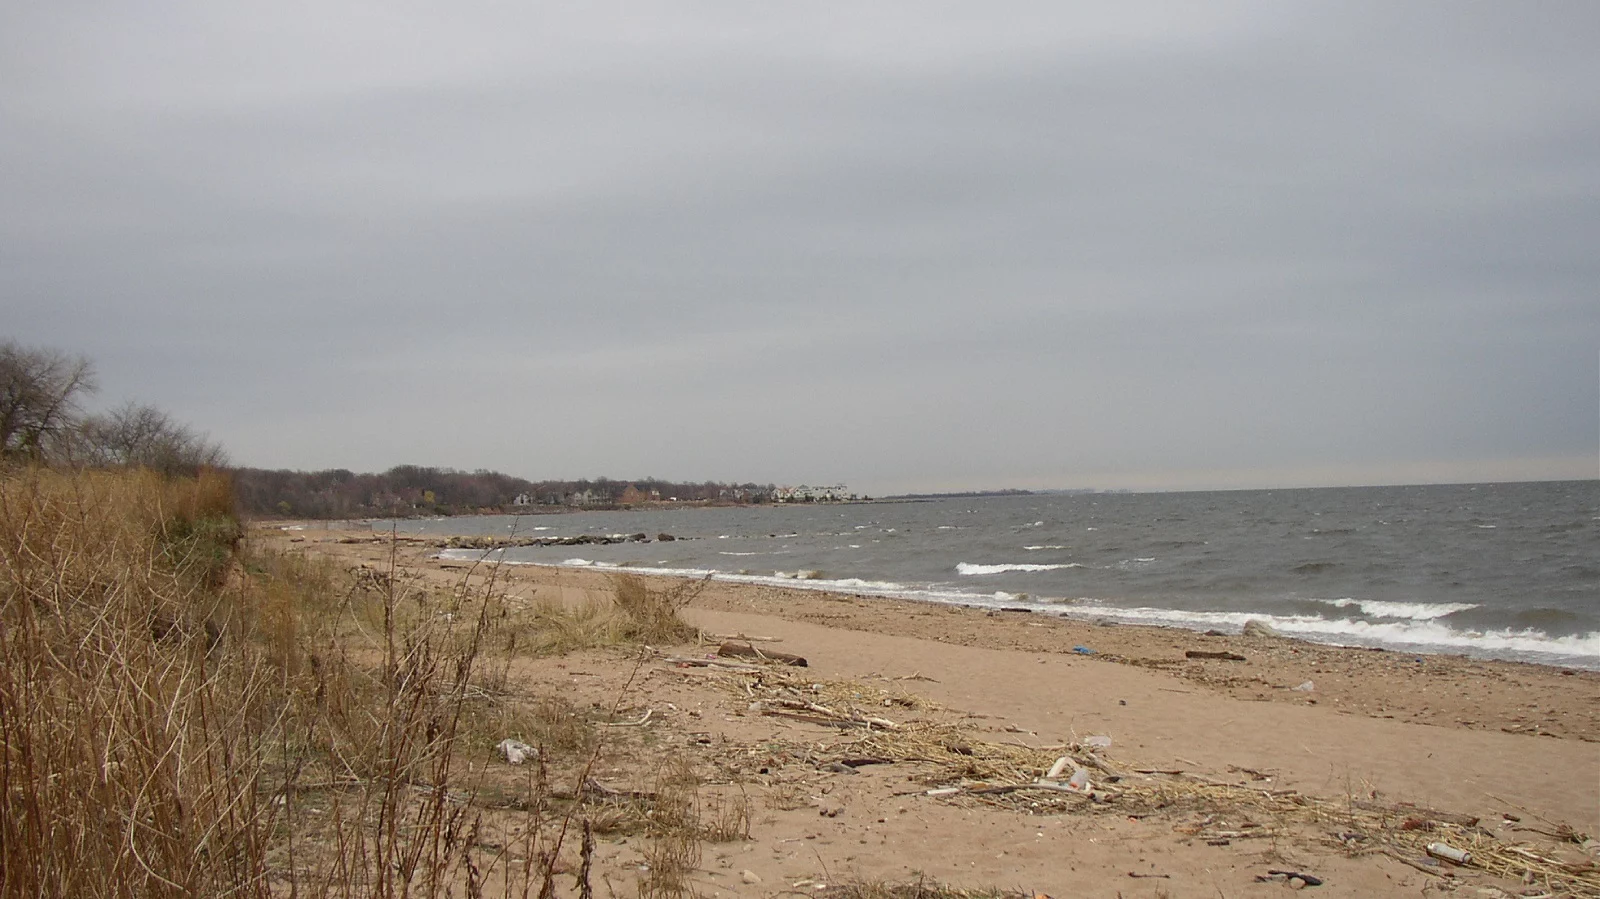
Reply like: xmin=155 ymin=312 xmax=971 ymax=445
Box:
xmin=269 ymin=524 xmax=1600 ymax=897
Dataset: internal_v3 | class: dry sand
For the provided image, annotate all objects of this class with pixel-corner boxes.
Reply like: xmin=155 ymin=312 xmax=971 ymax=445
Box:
xmin=268 ymin=524 xmax=1600 ymax=898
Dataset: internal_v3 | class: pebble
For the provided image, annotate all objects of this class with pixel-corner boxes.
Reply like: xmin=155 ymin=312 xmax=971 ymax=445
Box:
xmin=741 ymin=870 xmax=762 ymax=884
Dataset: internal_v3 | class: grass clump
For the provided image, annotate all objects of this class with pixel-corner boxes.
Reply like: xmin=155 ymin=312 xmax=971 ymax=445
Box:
xmin=610 ymin=574 xmax=703 ymax=645
xmin=513 ymin=574 xmax=704 ymax=656
xmin=638 ymin=756 xmax=702 ymax=899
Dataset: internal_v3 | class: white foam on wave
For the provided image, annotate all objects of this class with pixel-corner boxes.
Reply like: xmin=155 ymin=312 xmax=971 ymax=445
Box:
xmin=1024 ymin=545 xmax=1067 ymax=551
xmin=957 ymin=562 xmax=1084 ymax=575
xmin=1060 ymin=604 xmax=1600 ymax=667
xmin=431 ymin=552 xmax=1594 ymax=669
xmin=1323 ymin=598 xmax=1478 ymax=620
xmin=718 ymin=551 xmax=762 ymax=556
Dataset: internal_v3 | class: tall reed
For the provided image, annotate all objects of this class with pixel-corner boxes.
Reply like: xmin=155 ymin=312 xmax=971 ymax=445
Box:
xmin=0 ymin=466 xmax=267 ymax=898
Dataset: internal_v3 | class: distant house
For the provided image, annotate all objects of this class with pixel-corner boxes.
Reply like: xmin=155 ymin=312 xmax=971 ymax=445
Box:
xmin=619 ymin=485 xmax=649 ymax=505
xmin=567 ymin=488 xmax=605 ymax=507
xmin=774 ymin=484 xmax=855 ymax=503
xmin=512 ymin=493 xmax=533 ymax=506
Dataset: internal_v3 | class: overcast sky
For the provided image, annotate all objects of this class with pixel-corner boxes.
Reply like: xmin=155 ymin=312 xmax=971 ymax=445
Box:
xmin=3 ymin=2 xmax=1596 ymax=494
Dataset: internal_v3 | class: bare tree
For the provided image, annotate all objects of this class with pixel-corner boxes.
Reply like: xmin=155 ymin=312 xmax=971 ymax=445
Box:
xmin=0 ymin=340 xmax=97 ymax=460
xmin=76 ymin=401 xmax=229 ymax=476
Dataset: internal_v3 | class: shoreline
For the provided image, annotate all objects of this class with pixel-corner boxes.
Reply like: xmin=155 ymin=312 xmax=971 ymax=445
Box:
xmin=290 ymin=519 xmax=1598 ymax=673
xmin=267 ymin=523 xmax=1600 ymax=894
xmin=452 ymin=553 xmax=1600 ymax=673
xmin=281 ymin=525 xmax=1600 ymax=743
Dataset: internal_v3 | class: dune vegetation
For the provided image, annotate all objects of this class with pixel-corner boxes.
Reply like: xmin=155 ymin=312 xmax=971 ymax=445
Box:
xmin=0 ymin=464 xmax=723 ymax=897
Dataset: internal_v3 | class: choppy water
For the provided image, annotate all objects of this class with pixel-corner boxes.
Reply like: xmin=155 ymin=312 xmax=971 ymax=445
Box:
xmin=372 ymin=480 xmax=1599 ymax=669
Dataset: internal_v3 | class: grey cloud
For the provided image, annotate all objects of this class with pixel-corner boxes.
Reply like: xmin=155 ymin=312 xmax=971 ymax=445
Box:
xmin=2 ymin=2 xmax=1595 ymax=492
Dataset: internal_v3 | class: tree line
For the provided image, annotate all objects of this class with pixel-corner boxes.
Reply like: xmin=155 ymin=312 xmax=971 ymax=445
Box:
xmin=1 ymin=340 xmax=226 ymax=474
xmin=5 ymin=338 xmax=780 ymax=517
xmin=232 ymin=467 xmax=777 ymax=518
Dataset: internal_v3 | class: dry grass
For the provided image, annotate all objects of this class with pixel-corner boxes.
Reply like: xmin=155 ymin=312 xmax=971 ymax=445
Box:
xmin=511 ymin=574 xmax=705 ymax=657
xmin=637 ymin=756 xmax=701 ymax=899
xmin=0 ymin=465 xmax=702 ymax=898
xmin=610 ymin=574 xmax=704 ymax=645
xmin=816 ymin=881 xmax=1028 ymax=899
xmin=0 ymin=466 xmax=265 ymax=898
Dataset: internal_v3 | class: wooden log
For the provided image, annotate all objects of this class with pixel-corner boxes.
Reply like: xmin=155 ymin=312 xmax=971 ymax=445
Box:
xmin=1185 ymin=650 xmax=1247 ymax=661
xmin=662 ymin=656 xmax=764 ymax=673
xmin=717 ymin=640 xmax=808 ymax=667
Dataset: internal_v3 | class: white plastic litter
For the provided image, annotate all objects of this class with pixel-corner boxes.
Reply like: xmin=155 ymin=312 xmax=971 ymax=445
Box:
xmin=497 ymin=739 xmax=538 ymax=765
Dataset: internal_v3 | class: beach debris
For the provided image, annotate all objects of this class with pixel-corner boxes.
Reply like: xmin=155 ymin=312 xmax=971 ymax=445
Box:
xmin=664 ymin=656 xmax=765 ymax=673
xmin=1082 ymin=734 xmax=1113 ymax=749
xmin=705 ymin=632 xmax=783 ymax=643
xmin=1426 ymin=842 xmax=1473 ymax=864
xmin=1186 ymin=650 xmax=1247 ymax=661
xmin=717 ymin=640 xmax=808 ymax=667
xmin=1353 ymin=800 xmax=1480 ymax=828
xmin=1242 ymin=620 xmax=1283 ymax=638
xmin=1073 ymin=645 xmax=1095 ymax=655
xmin=1385 ymin=851 xmax=1452 ymax=877
xmin=496 ymin=739 xmax=538 ymax=765
xmin=1292 ymin=680 xmax=1316 ymax=692
xmin=679 ymin=654 xmax=1600 ymax=897
xmin=1256 ymin=870 xmax=1323 ymax=888
xmin=601 ymin=708 xmax=655 ymax=727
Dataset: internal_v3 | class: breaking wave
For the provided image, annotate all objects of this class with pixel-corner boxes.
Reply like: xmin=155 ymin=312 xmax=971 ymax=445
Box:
xmin=1058 ymin=604 xmax=1599 ymax=668
xmin=1320 ymin=598 xmax=1478 ymax=620
xmin=957 ymin=562 xmax=1085 ymax=575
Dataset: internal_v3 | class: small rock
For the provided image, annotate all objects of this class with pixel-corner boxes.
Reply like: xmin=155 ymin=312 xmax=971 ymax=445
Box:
xmin=1242 ymin=620 xmax=1282 ymax=638
xmin=1292 ymin=681 xmax=1315 ymax=692
xmin=1287 ymin=876 xmax=1307 ymax=889
xmin=741 ymin=870 xmax=762 ymax=884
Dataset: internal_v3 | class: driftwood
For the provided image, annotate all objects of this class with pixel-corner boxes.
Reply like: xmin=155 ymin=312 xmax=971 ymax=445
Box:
xmin=1186 ymin=650 xmax=1247 ymax=661
xmin=718 ymin=640 xmax=808 ymax=667
xmin=663 ymin=656 xmax=764 ymax=673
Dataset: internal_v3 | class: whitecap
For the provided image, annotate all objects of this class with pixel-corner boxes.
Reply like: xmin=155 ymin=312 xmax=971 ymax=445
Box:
xmin=1323 ymin=598 xmax=1479 ymax=620
xmin=1056 ymin=605 xmax=1600 ymax=667
xmin=957 ymin=562 xmax=1084 ymax=575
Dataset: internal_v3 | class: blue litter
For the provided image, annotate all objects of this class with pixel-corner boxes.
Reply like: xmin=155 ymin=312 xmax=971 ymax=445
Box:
xmin=1073 ymin=645 xmax=1095 ymax=655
